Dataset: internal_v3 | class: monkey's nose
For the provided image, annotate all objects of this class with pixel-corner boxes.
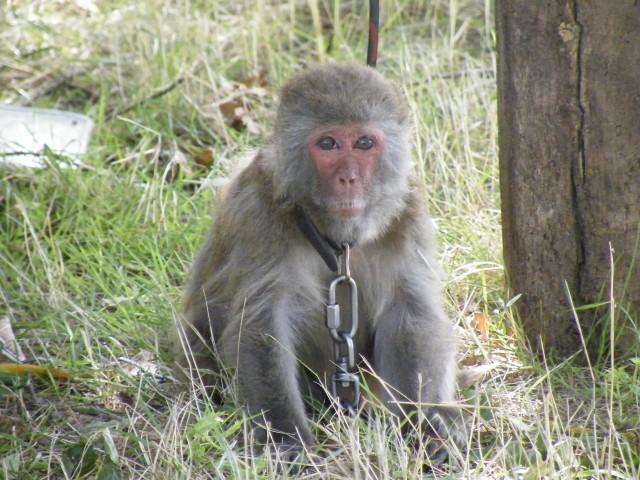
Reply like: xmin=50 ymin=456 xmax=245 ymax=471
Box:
xmin=338 ymin=176 xmax=357 ymax=185
xmin=337 ymin=167 xmax=358 ymax=185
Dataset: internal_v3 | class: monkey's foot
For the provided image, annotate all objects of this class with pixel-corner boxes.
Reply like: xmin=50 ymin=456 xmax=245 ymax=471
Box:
xmin=425 ymin=405 xmax=469 ymax=448
xmin=266 ymin=441 xmax=312 ymax=474
xmin=424 ymin=436 xmax=450 ymax=467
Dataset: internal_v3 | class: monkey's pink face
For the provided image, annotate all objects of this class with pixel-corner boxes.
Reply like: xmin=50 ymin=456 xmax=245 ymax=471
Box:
xmin=306 ymin=124 xmax=384 ymax=218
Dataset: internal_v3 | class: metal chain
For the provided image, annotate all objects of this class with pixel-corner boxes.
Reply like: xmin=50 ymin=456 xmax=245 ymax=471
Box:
xmin=326 ymin=242 xmax=360 ymax=414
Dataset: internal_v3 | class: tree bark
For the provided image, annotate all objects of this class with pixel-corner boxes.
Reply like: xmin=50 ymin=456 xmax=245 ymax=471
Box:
xmin=496 ymin=1 xmax=640 ymax=358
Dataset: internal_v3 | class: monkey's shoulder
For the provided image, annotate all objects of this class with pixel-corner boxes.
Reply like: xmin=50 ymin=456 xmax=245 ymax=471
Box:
xmin=383 ymin=180 xmax=434 ymax=235
xmin=404 ymin=179 xmax=431 ymax=218
xmin=212 ymin=151 xmax=292 ymax=251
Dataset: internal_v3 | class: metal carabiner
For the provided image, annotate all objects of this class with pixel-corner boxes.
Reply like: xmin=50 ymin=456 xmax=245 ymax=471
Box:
xmin=326 ymin=275 xmax=358 ymax=343
xmin=325 ymin=242 xmax=361 ymax=413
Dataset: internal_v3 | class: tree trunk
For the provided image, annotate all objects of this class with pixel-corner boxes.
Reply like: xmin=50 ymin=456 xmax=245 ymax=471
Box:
xmin=496 ymin=1 xmax=640 ymax=358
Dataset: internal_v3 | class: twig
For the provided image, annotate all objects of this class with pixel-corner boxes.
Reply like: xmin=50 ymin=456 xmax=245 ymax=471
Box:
xmin=106 ymin=58 xmax=204 ymax=121
xmin=107 ymin=75 xmax=186 ymax=120
xmin=17 ymin=66 xmax=90 ymax=106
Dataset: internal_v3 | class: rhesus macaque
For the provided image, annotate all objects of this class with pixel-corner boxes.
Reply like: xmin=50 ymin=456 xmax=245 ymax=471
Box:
xmin=176 ymin=63 xmax=464 ymax=456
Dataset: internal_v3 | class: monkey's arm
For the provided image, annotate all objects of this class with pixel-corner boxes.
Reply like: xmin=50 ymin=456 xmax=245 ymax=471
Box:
xmin=189 ymin=157 xmax=317 ymax=448
xmin=218 ymin=300 xmax=316 ymax=448
xmin=372 ymin=271 xmax=457 ymax=410
xmin=370 ymin=192 xmax=465 ymax=444
xmin=373 ymin=261 xmax=465 ymax=446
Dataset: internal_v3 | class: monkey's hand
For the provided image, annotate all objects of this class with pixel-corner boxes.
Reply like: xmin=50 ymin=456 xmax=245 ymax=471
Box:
xmin=420 ymin=405 xmax=470 ymax=466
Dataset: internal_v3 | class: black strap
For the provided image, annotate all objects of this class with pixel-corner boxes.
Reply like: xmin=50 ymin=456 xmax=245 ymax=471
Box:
xmin=292 ymin=206 xmax=343 ymax=272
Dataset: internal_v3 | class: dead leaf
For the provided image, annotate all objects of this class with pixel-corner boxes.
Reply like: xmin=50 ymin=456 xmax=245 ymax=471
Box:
xmin=239 ymin=68 xmax=268 ymax=88
xmin=104 ymin=391 xmax=134 ymax=412
xmin=214 ymin=78 xmax=266 ymax=135
xmin=219 ymin=99 xmax=240 ymax=121
xmin=460 ymin=354 xmax=482 ymax=366
xmin=116 ymin=350 xmax=162 ymax=379
xmin=474 ymin=311 xmax=490 ymax=339
xmin=457 ymin=363 xmax=497 ymax=387
xmin=194 ymin=147 xmax=215 ymax=168
xmin=0 ymin=315 xmax=26 ymax=362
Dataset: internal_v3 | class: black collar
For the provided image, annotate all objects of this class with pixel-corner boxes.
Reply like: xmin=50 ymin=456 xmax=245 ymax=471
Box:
xmin=292 ymin=206 xmax=344 ymax=272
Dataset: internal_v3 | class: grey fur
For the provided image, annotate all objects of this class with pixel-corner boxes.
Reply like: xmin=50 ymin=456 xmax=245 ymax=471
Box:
xmin=176 ymin=63 xmax=463 ymax=453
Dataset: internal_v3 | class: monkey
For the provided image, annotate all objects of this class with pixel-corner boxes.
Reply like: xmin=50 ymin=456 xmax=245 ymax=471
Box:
xmin=175 ymin=63 xmax=465 ymax=459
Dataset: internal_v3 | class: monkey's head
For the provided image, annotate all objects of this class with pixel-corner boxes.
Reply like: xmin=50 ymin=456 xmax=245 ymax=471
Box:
xmin=270 ymin=63 xmax=414 ymax=245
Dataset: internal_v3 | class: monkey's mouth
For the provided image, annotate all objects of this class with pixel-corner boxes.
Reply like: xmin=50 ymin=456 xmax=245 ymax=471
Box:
xmin=329 ymin=201 xmax=366 ymax=218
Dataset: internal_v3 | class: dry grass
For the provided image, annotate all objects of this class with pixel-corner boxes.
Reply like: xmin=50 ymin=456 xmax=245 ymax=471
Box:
xmin=1 ymin=0 xmax=638 ymax=478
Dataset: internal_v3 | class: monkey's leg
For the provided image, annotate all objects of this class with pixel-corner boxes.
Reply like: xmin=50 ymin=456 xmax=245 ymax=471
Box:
xmin=373 ymin=301 xmax=465 ymax=445
xmin=221 ymin=322 xmax=315 ymax=450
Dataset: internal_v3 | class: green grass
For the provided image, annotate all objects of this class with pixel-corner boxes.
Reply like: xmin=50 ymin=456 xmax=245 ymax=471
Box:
xmin=1 ymin=0 xmax=638 ymax=478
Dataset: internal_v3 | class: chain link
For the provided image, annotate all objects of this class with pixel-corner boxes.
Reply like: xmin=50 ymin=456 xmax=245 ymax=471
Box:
xmin=326 ymin=243 xmax=360 ymax=414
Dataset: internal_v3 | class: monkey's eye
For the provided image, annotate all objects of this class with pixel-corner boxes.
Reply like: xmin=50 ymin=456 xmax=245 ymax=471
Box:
xmin=354 ymin=136 xmax=374 ymax=150
xmin=317 ymin=137 xmax=337 ymax=150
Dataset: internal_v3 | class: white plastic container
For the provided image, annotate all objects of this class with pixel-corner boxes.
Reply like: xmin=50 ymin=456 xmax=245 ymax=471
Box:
xmin=0 ymin=105 xmax=93 ymax=168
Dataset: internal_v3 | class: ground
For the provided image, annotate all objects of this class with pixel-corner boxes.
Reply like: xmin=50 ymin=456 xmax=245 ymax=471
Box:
xmin=0 ymin=1 xmax=638 ymax=478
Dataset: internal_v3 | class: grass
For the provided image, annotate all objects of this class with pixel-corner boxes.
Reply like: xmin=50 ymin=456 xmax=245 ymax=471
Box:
xmin=0 ymin=0 xmax=638 ymax=478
